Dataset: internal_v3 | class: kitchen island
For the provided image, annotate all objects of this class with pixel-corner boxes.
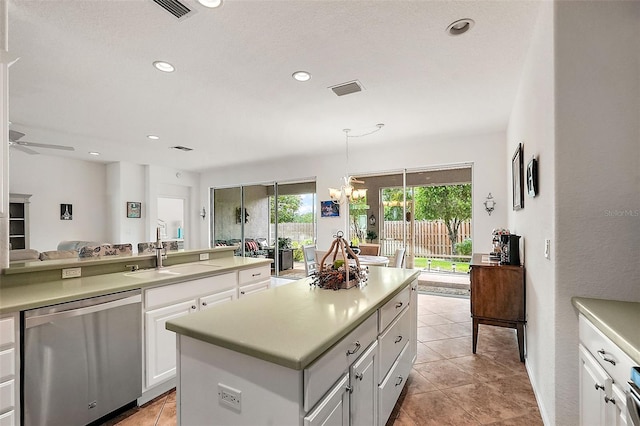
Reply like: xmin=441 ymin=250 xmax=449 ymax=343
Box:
xmin=167 ymin=267 xmax=420 ymax=426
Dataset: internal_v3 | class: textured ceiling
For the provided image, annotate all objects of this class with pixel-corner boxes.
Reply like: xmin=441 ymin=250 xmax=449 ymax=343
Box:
xmin=7 ymin=0 xmax=541 ymax=172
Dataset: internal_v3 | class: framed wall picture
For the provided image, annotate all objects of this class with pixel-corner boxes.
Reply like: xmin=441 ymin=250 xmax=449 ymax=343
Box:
xmin=60 ymin=203 xmax=73 ymax=220
xmin=527 ymin=157 xmax=538 ymax=197
xmin=512 ymin=143 xmax=524 ymax=210
xmin=127 ymin=201 xmax=141 ymax=218
xmin=321 ymin=200 xmax=340 ymax=217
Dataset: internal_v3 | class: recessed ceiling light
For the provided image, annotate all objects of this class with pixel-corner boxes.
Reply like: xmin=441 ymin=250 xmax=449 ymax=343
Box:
xmin=198 ymin=0 xmax=222 ymax=8
xmin=147 ymin=135 xmax=160 ymax=140
xmin=153 ymin=61 xmax=175 ymax=73
xmin=89 ymin=151 xmax=100 ymax=156
xmin=447 ymin=18 xmax=475 ymax=36
xmin=292 ymin=71 xmax=311 ymax=82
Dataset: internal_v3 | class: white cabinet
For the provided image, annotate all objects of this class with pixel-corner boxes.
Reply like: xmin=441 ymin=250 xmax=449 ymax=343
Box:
xmin=350 ymin=341 xmax=378 ymax=426
xmin=144 ymin=273 xmax=237 ymax=390
xmin=238 ymin=265 xmax=271 ymax=298
xmin=578 ymin=315 xmax=633 ymax=426
xmin=304 ymin=374 xmax=350 ymax=426
xmin=0 ymin=313 xmax=19 ymax=426
xmin=145 ymin=299 xmax=197 ymax=388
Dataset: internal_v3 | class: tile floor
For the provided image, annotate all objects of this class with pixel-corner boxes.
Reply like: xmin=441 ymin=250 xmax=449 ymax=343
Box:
xmin=104 ymin=293 xmax=543 ymax=426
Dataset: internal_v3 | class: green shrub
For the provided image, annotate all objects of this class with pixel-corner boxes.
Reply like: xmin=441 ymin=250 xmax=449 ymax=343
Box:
xmin=454 ymin=238 xmax=472 ymax=260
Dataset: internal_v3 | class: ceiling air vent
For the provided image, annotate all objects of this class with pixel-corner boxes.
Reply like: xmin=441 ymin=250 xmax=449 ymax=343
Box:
xmin=170 ymin=146 xmax=193 ymax=152
xmin=152 ymin=0 xmax=192 ymax=19
xmin=329 ymin=80 xmax=364 ymax=97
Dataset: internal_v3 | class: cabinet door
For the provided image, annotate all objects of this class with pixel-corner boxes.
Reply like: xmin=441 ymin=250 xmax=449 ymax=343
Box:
xmin=304 ymin=374 xmax=350 ymax=426
xmin=199 ymin=288 xmax=237 ymax=310
xmin=604 ymin=383 xmax=629 ymax=426
xmin=579 ymin=344 xmax=610 ymax=426
xmin=145 ymin=299 xmax=196 ymax=389
xmin=409 ymin=280 xmax=418 ymax=363
xmin=239 ymin=280 xmax=270 ymax=298
xmin=350 ymin=342 xmax=377 ymax=426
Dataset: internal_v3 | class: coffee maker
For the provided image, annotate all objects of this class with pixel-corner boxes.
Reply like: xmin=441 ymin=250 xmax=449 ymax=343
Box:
xmin=500 ymin=234 xmax=521 ymax=266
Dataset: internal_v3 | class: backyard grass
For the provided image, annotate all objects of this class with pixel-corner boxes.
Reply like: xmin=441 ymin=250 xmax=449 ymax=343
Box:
xmin=413 ymin=257 xmax=470 ymax=274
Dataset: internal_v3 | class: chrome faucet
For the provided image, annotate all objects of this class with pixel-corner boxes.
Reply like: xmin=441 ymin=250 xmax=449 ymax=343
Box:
xmin=155 ymin=227 xmax=166 ymax=269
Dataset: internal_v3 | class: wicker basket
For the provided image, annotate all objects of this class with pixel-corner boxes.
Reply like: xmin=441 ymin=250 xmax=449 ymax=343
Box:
xmin=314 ymin=232 xmax=365 ymax=290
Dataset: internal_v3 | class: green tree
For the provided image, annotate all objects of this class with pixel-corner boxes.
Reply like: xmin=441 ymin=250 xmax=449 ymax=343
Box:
xmin=382 ymin=188 xmax=410 ymax=221
xmin=294 ymin=212 xmax=314 ymax=223
xmin=414 ymin=184 xmax=471 ymax=255
xmin=270 ymin=195 xmax=302 ymax=223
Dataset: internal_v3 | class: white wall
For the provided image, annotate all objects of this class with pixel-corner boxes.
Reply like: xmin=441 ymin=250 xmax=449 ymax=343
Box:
xmin=200 ymin=131 xmax=508 ymax=252
xmin=107 ymin=161 xmax=146 ymax=251
xmin=506 ymin=2 xmax=556 ymax=423
xmin=508 ymin=2 xmax=640 ymax=424
xmin=9 ymin=154 xmax=109 ymax=251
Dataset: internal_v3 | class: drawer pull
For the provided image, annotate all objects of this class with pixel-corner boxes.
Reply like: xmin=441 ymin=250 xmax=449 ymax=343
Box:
xmin=604 ymin=395 xmax=616 ymax=405
xmin=201 ymin=302 xmax=207 ymax=307
xmin=595 ymin=383 xmax=605 ymax=391
xmin=191 ymin=305 xmax=197 ymax=310
xmin=394 ymin=335 xmax=403 ymax=344
xmin=355 ymin=373 xmax=364 ymax=381
xmin=240 ymin=291 xmax=246 ymax=295
xmin=346 ymin=341 xmax=361 ymax=356
xmin=252 ymin=273 xmax=262 ymax=277
xmin=597 ymin=349 xmax=616 ymax=365
xmin=395 ymin=376 xmax=404 ymax=387
xmin=346 ymin=385 xmax=353 ymax=394
xmin=395 ymin=302 xmax=403 ymax=309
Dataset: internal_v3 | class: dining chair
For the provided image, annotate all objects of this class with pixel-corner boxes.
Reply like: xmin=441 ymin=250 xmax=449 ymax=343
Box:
xmin=358 ymin=243 xmax=380 ymax=256
xmin=302 ymin=245 xmax=318 ymax=276
xmin=393 ymin=248 xmax=406 ymax=268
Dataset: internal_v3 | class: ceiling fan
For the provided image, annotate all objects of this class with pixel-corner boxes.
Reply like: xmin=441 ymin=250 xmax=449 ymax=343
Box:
xmin=9 ymin=130 xmax=75 ymax=155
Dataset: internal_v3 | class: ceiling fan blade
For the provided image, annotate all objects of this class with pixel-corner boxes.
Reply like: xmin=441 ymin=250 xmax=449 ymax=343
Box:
xmin=15 ymin=141 xmax=75 ymax=151
xmin=9 ymin=143 xmax=39 ymax=155
xmin=9 ymin=130 xmax=26 ymax=141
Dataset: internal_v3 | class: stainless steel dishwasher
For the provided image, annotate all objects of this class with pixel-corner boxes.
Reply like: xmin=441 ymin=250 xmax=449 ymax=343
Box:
xmin=23 ymin=289 xmax=142 ymax=426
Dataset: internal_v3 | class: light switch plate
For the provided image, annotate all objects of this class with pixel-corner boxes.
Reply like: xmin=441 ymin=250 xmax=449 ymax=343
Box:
xmin=62 ymin=267 xmax=82 ymax=279
xmin=199 ymin=253 xmax=210 ymax=261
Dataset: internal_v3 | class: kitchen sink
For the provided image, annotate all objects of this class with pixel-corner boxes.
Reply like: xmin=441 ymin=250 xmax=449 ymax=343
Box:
xmin=124 ymin=263 xmax=219 ymax=278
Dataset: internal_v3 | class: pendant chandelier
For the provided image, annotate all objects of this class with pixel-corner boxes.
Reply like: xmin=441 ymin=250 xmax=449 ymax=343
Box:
xmin=329 ymin=124 xmax=384 ymax=203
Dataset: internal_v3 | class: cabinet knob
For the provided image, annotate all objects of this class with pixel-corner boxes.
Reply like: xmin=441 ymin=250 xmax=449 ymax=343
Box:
xmin=346 ymin=341 xmax=361 ymax=356
xmin=394 ymin=336 xmax=403 ymax=344
xmin=604 ymin=395 xmax=616 ymax=405
xmin=597 ymin=349 xmax=616 ymax=365
xmin=202 ymin=302 xmax=207 ymax=306
xmin=191 ymin=305 xmax=197 ymax=310
xmin=594 ymin=383 xmax=605 ymax=391
xmin=395 ymin=376 xmax=404 ymax=387
xmin=346 ymin=385 xmax=354 ymax=394
xmin=355 ymin=373 xmax=364 ymax=381
xmin=240 ymin=291 xmax=246 ymax=295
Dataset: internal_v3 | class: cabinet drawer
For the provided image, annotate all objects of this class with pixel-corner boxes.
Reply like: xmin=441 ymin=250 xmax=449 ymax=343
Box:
xmin=379 ymin=285 xmax=410 ymax=332
xmin=0 ymin=350 xmax=14 ymax=382
xmin=239 ymin=280 xmax=270 ymax=298
xmin=0 ymin=380 xmax=14 ymax=412
xmin=0 ymin=318 xmax=14 ymax=347
xmin=578 ymin=315 xmax=634 ymax=385
xmin=238 ymin=266 xmax=270 ymax=285
xmin=378 ymin=306 xmax=411 ymax=381
xmin=200 ymin=288 xmax=237 ymax=309
xmin=304 ymin=314 xmax=377 ymax=412
xmin=378 ymin=342 xmax=412 ymax=425
xmin=145 ymin=273 xmax=236 ymax=310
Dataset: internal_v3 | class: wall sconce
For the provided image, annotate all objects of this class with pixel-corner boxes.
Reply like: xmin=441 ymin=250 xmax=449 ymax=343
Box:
xmin=484 ymin=193 xmax=496 ymax=216
xmin=200 ymin=207 xmax=207 ymax=220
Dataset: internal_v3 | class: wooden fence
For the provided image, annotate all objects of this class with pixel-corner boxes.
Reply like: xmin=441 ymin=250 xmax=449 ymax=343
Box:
xmin=270 ymin=220 xmax=471 ymax=258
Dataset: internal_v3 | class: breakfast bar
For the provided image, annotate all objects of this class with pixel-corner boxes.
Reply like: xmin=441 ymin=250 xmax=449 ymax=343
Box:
xmin=166 ymin=267 xmax=420 ymax=425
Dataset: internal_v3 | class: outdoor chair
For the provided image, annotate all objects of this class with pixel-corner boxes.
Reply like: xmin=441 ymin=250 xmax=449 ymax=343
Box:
xmin=358 ymin=243 xmax=380 ymax=256
xmin=393 ymin=248 xmax=406 ymax=268
xmin=302 ymin=244 xmax=318 ymax=276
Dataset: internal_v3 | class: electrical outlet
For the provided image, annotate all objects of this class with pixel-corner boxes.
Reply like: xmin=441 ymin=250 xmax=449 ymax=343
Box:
xmin=62 ymin=267 xmax=82 ymax=279
xmin=218 ymin=383 xmax=241 ymax=411
xmin=544 ymin=239 xmax=551 ymax=259
xmin=199 ymin=253 xmax=210 ymax=261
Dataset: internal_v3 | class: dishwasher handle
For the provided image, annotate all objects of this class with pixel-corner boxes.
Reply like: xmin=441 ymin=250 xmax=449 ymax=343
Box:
xmin=25 ymin=294 xmax=142 ymax=329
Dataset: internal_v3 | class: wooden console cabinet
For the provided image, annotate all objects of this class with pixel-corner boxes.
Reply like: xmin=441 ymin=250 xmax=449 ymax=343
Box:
xmin=470 ymin=253 xmax=526 ymax=361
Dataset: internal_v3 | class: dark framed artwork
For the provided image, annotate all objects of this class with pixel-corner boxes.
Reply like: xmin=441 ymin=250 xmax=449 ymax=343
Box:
xmin=60 ymin=203 xmax=73 ymax=220
xmin=527 ymin=157 xmax=538 ymax=197
xmin=512 ymin=143 xmax=524 ymax=210
xmin=127 ymin=201 xmax=141 ymax=218
xmin=320 ymin=201 xmax=340 ymax=217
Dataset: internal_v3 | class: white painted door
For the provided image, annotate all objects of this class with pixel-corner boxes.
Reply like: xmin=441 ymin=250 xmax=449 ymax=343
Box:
xmin=145 ymin=299 xmax=196 ymax=389
xmin=579 ymin=344 xmax=610 ymax=426
xmin=199 ymin=288 xmax=237 ymax=310
xmin=350 ymin=342 xmax=377 ymax=426
xmin=604 ymin=383 xmax=629 ymax=426
xmin=304 ymin=374 xmax=350 ymax=426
